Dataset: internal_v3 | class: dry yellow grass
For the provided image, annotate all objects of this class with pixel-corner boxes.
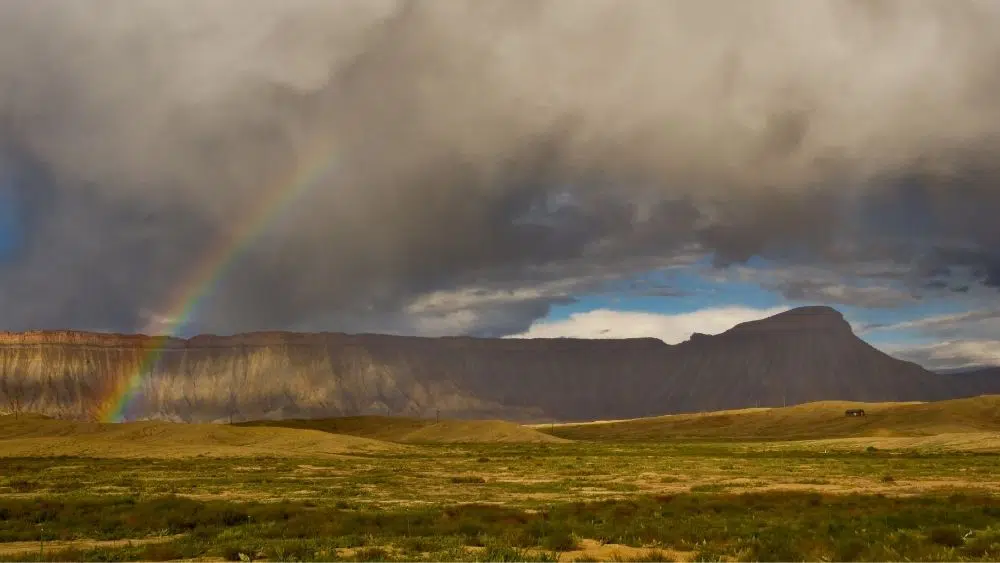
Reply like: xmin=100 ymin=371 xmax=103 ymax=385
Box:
xmin=238 ymin=415 xmax=434 ymax=441
xmin=0 ymin=414 xmax=408 ymax=458
xmin=0 ymin=535 xmax=184 ymax=557
xmin=240 ymin=415 xmax=570 ymax=444
xmin=531 ymin=407 xmax=777 ymax=428
xmin=398 ymin=419 xmax=569 ymax=443
xmin=555 ymin=539 xmax=694 ymax=562
xmin=768 ymin=431 xmax=1000 ymax=453
xmin=5 ymin=395 xmax=998 ymax=460
xmin=545 ymin=395 xmax=1000 ymax=443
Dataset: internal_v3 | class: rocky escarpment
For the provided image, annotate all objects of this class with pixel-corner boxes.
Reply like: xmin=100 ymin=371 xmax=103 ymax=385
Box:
xmin=941 ymin=367 xmax=1000 ymax=396
xmin=0 ymin=330 xmax=669 ymax=422
xmin=0 ymin=307 xmax=998 ymax=422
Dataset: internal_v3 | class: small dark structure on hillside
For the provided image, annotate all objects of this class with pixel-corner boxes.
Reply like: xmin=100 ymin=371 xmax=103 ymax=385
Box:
xmin=845 ymin=409 xmax=866 ymax=417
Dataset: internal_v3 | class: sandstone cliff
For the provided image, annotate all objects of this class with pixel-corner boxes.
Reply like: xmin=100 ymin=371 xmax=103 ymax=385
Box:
xmin=0 ymin=306 xmax=997 ymax=422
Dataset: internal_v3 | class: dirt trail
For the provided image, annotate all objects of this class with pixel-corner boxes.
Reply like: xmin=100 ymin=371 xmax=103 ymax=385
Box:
xmin=0 ymin=535 xmax=182 ymax=556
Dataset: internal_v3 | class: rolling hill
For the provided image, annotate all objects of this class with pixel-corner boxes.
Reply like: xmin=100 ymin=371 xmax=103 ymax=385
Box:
xmin=0 ymin=414 xmax=407 ymax=458
xmin=238 ymin=416 xmax=569 ymax=444
xmin=541 ymin=395 xmax=1000 ymax=442
xmin=1 ymin=306 xmax=998 ymax=422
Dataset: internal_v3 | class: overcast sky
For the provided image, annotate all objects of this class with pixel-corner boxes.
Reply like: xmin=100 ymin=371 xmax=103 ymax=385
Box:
xmin=1 ymin=0 xmax=1000 ymax=371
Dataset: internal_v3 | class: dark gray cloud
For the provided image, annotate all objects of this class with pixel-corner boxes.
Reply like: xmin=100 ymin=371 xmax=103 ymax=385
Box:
xmin=2 ymin=0 xmax=1000 ymax=336
xmin=775 ymin=279 xmax=917 ymax=309
xmin=708 ymin=263 xmax=924 ymax=309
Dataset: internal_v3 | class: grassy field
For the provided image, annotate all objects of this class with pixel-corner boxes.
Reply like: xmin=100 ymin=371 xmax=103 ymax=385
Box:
xmin=539 ymin=396 xmax=1000 ymax=443
xmin=0 ymin=415 xmax=408 ymax=459
xmin=237 ymin=417 xmax=568 ymax=444
xmin=2 ymin=396 xmax=1000 ymax=561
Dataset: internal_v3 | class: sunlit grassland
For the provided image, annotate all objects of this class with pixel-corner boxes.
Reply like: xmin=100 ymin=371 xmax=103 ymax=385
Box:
xmin=4 ymin=443 xmax=1000 ymax=508
xmin=3 ymin=440 xmax=1000 ymax=561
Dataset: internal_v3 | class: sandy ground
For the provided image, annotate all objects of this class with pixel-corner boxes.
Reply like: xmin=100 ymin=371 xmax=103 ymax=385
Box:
xmin=555 ymin=538 xmax=695 ymax=562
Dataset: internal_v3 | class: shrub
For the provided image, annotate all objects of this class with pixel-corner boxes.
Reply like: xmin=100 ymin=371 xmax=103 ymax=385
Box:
xmin=744 ymin=534 xmax=808 ymax=562
xmin=541 ymin=529 xmax=578 ymax=551
xmin=47 ymin=482 xmax=80 ymax=494
xmin=689 ymin=484 xmax=727 ymax=493
xmin=219 ymin=544 xmax=263 ymax=562
xmin=349 ymin=547 xmax=391 ymax=561
xmin=474 ymin=545 xmax=557 ymax=562
xmin=399 ymin=536 xmax=441 ymax=554
xmin=264 ymin=541 xmax=318 ymax=562
xmin=463 ymin=532 xmax=486 ymax=547
xmin=833 ymin=538 xmax=867 ymax=561
xmin=8 ymin=480 xmax=39 ymax=493
xmin=928 ymin=526 xmax=964 ymax=548
xmin=690 ymin=547 xmax=728 ymax=562
xmin=220 ymin=545 xmax=244 ymax=562
xmin=610 ymin=550 xmax=678 ymax=562
xmin=961 ymin=531 xmax=1000 ymax=557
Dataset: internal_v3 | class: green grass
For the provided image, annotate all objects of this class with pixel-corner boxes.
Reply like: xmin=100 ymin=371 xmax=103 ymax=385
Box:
xmin=2 ymin=443 xmax=999 ymax=509
xmin=3 ymin=492 xmax=1000 ymax=561
xmin=4 ymin=408 xmax=1000 ymax=562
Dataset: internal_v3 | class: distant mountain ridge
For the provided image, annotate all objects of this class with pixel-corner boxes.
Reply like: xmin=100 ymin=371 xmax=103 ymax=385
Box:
xmin=936 ymin=366 xmax=1000 ymax=376
xmin=0 ymin=306 xmax=998 ymax=422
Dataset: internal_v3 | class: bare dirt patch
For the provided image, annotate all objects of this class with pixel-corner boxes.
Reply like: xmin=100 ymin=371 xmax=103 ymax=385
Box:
xmin=556 ymin=539 xmax=695 ymax=562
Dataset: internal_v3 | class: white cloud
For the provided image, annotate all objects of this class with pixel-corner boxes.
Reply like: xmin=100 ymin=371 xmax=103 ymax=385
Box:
xmin=885 ymin=340 xmax=1000 ymax=371
xmin=860 ymin=308 xmax=1000 ymax=369
xmin=138 ymin=309 xmax=181 ymax=336
xmin=508 ymin=305 xmax=789 ymax=344
xmin=404 ymin=251 xmax=705 ymax=317
xmin=405 ymin=283 xmax=576 ymax=315
xmin=860 ymin=309 xmax=1000 ymax=336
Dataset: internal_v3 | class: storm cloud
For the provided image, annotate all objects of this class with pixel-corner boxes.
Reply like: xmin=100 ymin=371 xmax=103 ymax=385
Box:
xmin=2 ymin=0 xmax=1000 ymax=336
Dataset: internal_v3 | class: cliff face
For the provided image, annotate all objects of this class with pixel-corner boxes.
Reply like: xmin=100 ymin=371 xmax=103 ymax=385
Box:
xmin=661 ymin=307 xmax=957 ymax=409
xmin=940 ymin=367 xmax=1000 ymax=397
xmin=0 ymin=330 xmax=669 ymax=422
xmin=0 ymin=307 xmax=997 ymax=422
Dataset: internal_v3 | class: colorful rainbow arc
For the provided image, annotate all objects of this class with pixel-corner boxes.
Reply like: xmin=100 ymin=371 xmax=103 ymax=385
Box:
xmin=96 ymin=141 xmax=336 ymax=423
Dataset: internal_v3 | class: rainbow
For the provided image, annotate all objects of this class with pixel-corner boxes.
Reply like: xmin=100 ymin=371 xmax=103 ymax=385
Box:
xmin=96 ymin=139 xmax=337 ymax=422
